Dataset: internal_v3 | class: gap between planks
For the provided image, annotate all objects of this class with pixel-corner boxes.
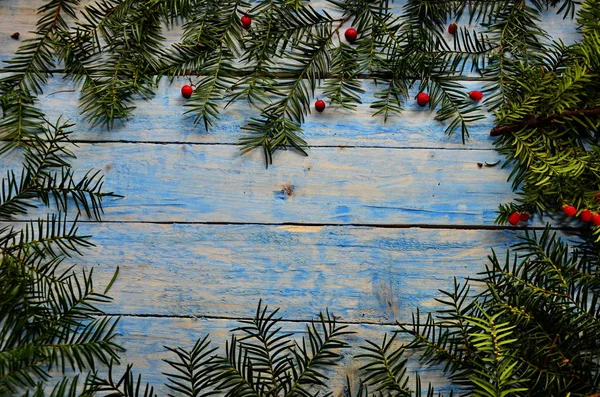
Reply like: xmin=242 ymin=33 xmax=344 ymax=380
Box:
xmin=0 ymin=139 xmax=500 ymax=150
xmin=5 ymin=218 xmax=574 ymax=231
xmin=103 ymin=312 xmax=414 ymax=327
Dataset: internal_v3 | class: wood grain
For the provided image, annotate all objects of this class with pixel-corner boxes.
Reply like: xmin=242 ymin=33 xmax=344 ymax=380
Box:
xmin=68 ymin=222 xmax=516 ymax=322
xmin=3 ymin=143 xmax=516 ymax=225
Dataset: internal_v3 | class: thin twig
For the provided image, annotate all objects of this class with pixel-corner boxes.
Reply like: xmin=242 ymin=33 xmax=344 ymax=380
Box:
xmin=47 ymin=89 xmax=76 ymax=96
xmin=490 ymin=107 xmax=600 ymax=136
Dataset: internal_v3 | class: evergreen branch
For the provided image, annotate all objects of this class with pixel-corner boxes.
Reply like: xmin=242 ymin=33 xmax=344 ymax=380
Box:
xmin=282 ymin=310 xmax=352 ymax=397
xmin=0 ymin=0 xmax=78 ymax=152
xmin=184 ymin=49 xmax=235 ymax=130
xmin=239 ymin=22 xmax=334 ymax=165
xmin=233 ymin=300 xmax=294 ymax=395
xmin=371 ymin=78 xmax=407 ymax=122
xmin=357 ymin=333 xmax=411 ymax=395
xmin=426 ymin=74 xmax=485 ymax=142
xmin=0 ymin=119 xmax=120 ymax=221
xmin=85 ymin=363 xmax=157 ymax=397
xmin=163 ymin=335 xmax=220 ymax=397
xmin=212 ymin=336 xmax=260 ymax=397
xmin=22 ymin=373 xmax=95 ymax=397
xmin=323 ymin=43 xmax=364 ymax=111
xmin=399 ymin=309 xmax=465 ymax=371
xmin=0 ymin=214 xmax=92 ymax=260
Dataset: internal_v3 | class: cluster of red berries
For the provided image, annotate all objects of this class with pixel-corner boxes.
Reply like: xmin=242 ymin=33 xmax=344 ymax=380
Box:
xmin=508 ymin=211 xmax=530 ymax=225
xmin=562 ymin=204 xmax=600 ymax=225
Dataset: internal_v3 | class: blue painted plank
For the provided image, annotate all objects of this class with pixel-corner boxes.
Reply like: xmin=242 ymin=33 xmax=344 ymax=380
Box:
xmin=64 ymin=222 xmax=518 ymax=322
xmin=2 ymin=143 xmax=517 ymax=225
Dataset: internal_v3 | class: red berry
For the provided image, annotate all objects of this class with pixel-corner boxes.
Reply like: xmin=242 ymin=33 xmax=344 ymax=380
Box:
xmin=562 ymin=204 xmax=577 ymax=217
xmin=520 ymin=212 xmax=530 ymax=222
xmin=315 ymin=99 xmax=326 ymax=113
xmin=592 ymin=214 xmax=600 ymax=226
xmin=181 ymin=85 xmax=193 ymax=99
xmin=345 ymin=28 xmax=358 ymax=43
xmin=508 ymin=212 xmax=521 ymax=226
xmin=581 ymin=209 xmax=593 ymax=222
xmin=241 ymin=15 xmax=252 ymax=30
xmin=469 ymin=90 xmax=483 ymax=101
xmin=416 ymin=92 xmax=430 ymax=107
xmin=448 ymin=22 xmax=458 ymax=35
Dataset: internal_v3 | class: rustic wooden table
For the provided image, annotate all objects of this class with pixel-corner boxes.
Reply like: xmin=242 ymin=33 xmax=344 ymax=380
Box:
xmin=0 ymin=1 xmax=580 ymax=393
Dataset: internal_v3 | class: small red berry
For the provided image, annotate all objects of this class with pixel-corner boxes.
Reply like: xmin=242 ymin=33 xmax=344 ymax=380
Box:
xmin=315 ymin=99 xmax=326 ymax=113
xmin=469 ymin=90 xmax=483 ymax=101
xmin=241 ymin=15 xmax=252 ymax=30
xmin=181 ymin=85 xmax=193 ymax=99
xmin=345 ymin=28 xmax=358 ymax=43
xmin=581 ymin=209 xmax=593 ymax=222
xmin=448 ymin=22 xmax=458 ymax=35
xmin=520 ymin=212 xmax=530 ymax=222
xmin=508 ymin=212 xmax=521 ymax=226
xmin=562 ymin=204 xmax=577 ymax=217
xmin=592 ymin=213 xmax=600 ymax=226
xmin=416 ymin=92 xmax=430 ymax=107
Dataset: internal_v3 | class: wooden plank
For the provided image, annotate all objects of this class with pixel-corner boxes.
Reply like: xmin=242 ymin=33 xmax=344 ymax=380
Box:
xmin=111 ymin=316 xmax=452 ymax=396
xmin=32 ymin=76 xmax=500 ymax=148
xmin=69 ymin=222 xmax=514 ymax=322
xmin=3 ymin=143 xmax=516 ymax=225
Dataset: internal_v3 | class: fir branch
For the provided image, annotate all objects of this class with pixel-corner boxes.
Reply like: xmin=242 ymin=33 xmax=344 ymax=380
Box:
xmin=0 ymin=119 xmax=120 ymax=221
xmin=323 ymin=43 xmax=364 ymax=111
xmin=85 ymin=363 xmax=157 ymax=397
xmin=282 ymin=310 xmax=352 ymax=397
xmin=233 ymin=300 xmax=294 ymax=395
xmin=0 ymin=0 xmax=78 ymax=152
xmin=357 ymin=333 xmax=411 ymax=395
xmin=239 ymin=21 xmax=335 ymax=165
xmin=0 ymin=214 xmax=92 ymax=261
xmin=163 ymin=335 xmax=220 ymax=397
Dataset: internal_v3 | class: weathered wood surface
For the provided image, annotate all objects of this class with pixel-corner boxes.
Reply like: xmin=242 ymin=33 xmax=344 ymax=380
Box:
xmin=5 ymin=143 xmax=515 ymax=225
xmin=0 ymin=0 xmax=581 ymax=395
xmin=71 ymin=222 xmax=515 ymax=321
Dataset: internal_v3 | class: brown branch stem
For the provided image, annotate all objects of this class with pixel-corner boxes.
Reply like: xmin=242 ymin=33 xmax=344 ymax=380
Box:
xmin=490 ymin=107 xmax=600 ymax=136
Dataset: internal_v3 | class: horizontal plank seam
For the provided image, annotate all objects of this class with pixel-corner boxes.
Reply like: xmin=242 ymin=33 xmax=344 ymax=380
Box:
xmin=104 ymin=312 xmax=410 ymax=327
xmin=5 ymin=219 xmax=574 ymax=232
xmin=69 ymin=141 xmax=499 ymax=151
xmin=0 ymin=139 xmax=498 ymax=150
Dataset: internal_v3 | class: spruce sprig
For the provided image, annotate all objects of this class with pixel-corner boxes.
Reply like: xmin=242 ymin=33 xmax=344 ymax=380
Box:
xmin=0 ymin=119 xmax=119 ymax=220
xmin=396 ymin=228 xmax=600 ymax=396
xmin=0 ymin=0 xmax=78 ymax=154
xmin=491 ymin=0 xmax=600 ymax=232
xmin=162 ymin=301 xmax=352 ymax=397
